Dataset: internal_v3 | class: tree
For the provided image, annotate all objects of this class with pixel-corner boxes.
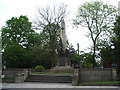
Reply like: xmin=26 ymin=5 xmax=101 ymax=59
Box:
xmin=2 ymin=15 xmax=35 ymax=68
xmin=28 ymin=32 xmax=53 ymax=69
xmin=44 ymin=23 xmax=61 ymax=67
xmin=29 ymin=44 xmax=52 ymax=69
xmin=112 ymin=16 xmax=120 ymax=80
xmin=34 ymin=3 xmax=67 ymax=29
xmin=2 ymin=45 xmax=30 ymax=68
xmin=100 ymin=46 xmax=113 ymax=67
xmin=2 ymin=15 xmax=35 ymax=49
xmin=71 ymin=53 xmax=81 ymax=68
xmin=71 ymin=51 xmax=94 ymax=68
xmin=74 ymin=1 xmax=117 ymax=68
xmin=34 ymin=4 xmax=68 ymax=68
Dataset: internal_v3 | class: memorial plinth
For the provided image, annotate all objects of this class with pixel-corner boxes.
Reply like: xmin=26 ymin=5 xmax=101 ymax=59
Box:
xmin=57 ymin=57 xmax=71 ymax=67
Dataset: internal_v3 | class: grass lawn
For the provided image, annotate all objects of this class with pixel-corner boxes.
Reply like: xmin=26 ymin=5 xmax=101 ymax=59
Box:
xmin=31 ymin=71 xmax=72 ymax=75
xmin=79 ymin=81 xmax=120 ymax=86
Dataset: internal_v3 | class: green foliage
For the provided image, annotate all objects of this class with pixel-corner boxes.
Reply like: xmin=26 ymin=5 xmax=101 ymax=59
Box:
xmin=43 ymin=23 xmax=60 ymax=53
xmin=67 ymin=44 xmax=76 ymax=55
xmin=34 ymin=65 xmax=45 ymax=72
xmin=71 ymin=53 xmax=81 ymax=64
xmin=112 ymin=16 xmax=120 ymax=70
xmin=2 ymin=78 xmax=15 ymax=83
xmin=34 ymin=4 xmax=67 ymax=68
xmin=2 ymin=45 xmax=30 ymax=68
xmin=2 ymin=16 xmax=35 ymax=68
xmin=42 ymin=23 xmax=61 ymax=67
xmin=113 ymin=16 xmax=120 ymax=56
xmin=71 ymin=52 xmax=93 ymax=68
xmin=80 ymin=52 xmax=93 ymax=68
xmin=100 ymin=46 xmax=113 ymax=63
xmin=81 ymin=81 xmax=120 ymax=86
xmin=98 ymin=16 xmax=120 ymax=68
xmin=2 ymin=15 xmax=35 ymax=49
xmin=29 ymin=44 xmax=52 ymax=69
xmin=34 ymin=4 xmax=69 ymax=68
xmin=74 ymin=0 xmax=117 ymax=68
xmin=27 ymin=28 xmax=57 ymax=69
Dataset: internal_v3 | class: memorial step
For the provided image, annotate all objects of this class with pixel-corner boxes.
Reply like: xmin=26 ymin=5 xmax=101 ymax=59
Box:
xmin=25 ymin=74 xmax=72 ymax=83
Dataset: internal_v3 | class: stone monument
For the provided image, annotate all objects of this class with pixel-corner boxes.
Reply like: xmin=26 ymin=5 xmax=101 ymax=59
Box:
xmin=56 ymin=20 xmax=71 ymax=67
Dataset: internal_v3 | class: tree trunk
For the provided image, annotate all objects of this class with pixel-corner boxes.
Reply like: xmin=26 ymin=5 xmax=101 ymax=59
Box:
xmin=50 ymin=42 xmax=57 ymax=68
xmin=92 ymin=41 xmax=96 ymax=68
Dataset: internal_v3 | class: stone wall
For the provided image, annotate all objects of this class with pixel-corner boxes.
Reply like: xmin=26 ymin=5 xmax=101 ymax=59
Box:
xmin=79 ymin=68 xmax=113 ymax=82
xmin=72 ymin=68 xmax=117 ymax=86
xmin=2 ymin=68 xmax=29 ymax=83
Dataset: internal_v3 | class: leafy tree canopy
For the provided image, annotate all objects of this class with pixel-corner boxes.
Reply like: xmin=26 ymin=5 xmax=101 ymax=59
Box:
xmin=74 ymin=0 xmax=117 ymax=67
xmin=2 ymin=15 xmax=35 ymax=68
xmin=2 ymin=15 xmax=35 ymax=49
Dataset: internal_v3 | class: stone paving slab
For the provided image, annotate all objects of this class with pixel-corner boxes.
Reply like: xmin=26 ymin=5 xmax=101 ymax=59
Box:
xmin=1 ymin=82 xmax=120 ymax=90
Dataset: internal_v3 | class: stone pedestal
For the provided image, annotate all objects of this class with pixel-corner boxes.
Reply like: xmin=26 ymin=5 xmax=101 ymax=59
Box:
xmin=56 ymin=57 xmax=71 ymax=67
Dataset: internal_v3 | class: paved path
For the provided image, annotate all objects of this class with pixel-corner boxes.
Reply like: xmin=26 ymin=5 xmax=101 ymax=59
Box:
xmin=2 ymin=82 xmax=120 ymax=90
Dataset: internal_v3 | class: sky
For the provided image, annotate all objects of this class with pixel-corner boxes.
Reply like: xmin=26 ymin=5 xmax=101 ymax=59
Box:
xmin=0 ymin=0 xmax=120 ymax=51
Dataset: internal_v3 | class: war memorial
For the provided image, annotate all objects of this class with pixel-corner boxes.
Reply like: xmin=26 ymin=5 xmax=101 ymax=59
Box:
xmin=2 ymin=20 xmax=120 ymax=90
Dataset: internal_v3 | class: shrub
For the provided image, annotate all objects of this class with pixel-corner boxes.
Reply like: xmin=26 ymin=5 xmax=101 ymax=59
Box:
xmin=34 ymin=65 xmax=44 ymax=72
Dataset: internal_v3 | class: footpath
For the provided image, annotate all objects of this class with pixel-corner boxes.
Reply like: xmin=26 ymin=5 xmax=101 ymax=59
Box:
xmin=2 ymin=82 xmax=120 ymax=90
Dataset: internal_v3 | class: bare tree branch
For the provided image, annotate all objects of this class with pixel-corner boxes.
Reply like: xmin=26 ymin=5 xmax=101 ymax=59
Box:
xmin=34 ymin=3 xmax=67 ymax=30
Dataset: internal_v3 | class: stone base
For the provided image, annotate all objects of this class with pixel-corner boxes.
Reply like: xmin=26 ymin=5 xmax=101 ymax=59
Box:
xmin=56 ymin=57 xmax=71 ymax=67
xmin=51 ymin=66 xmax=73 ymax=73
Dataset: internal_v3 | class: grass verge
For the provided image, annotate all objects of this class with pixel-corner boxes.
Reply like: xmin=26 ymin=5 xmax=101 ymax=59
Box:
xmin=79 ymin=81 xmax=120 ymax=86
xmin=2 ymin=78 xmax=15 ymax=83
